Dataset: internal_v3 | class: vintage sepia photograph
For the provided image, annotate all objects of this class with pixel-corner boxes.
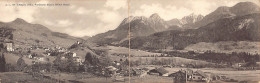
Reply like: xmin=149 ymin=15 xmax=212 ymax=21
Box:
xmin=0 ymin=0 xmax=260 ymax=83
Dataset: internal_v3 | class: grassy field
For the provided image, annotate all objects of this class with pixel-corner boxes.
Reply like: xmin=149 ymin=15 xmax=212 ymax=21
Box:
xmin=1 ymin=70 xmax=259 ymax=83
xmin=93 ymin=46 xmax=161 ymax=56
xmin=199 ymin=68 xmax=260 ymax=81
xmin=93 ymin=46 xmax=209 ymax=65
xmin=4 ymin=53 xmax=34 ymax=65
xmin=93 ymin=46 xmax=162 ymax=61
xmin=4 ymin=52 xmax=56 ymax=65
xmin=130 ymin=57 xmax=209 ymax=65
xmin=160 ymin=67 xmax=260 ymax=81
xmin=0 ymin=72 xmax=56 ymax=83
xmin=185 ymin=41 xmax=260 ymax=54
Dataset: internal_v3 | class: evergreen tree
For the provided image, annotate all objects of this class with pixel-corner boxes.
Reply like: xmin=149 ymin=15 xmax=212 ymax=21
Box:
xmin=17 ymin=57 xmax=27 ymax=71
xmin=0 ymin=55 xmax=3 ymax=72
xmin=2 ymin=53 xmax=6 ymax=72
xmin=84 ymin=52 xmax=93 ymax=65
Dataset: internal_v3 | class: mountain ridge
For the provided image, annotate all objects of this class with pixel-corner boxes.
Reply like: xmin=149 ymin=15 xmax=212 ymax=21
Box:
xmin=0 ymin=18 xmax=82 ymax=48
xmin=120 ymin=13 xmax=260 ymax=50
xmin=194 ymin=1 xmax=260 ymax=28
xmin=88 ymin=13 xmax=169 ymax=45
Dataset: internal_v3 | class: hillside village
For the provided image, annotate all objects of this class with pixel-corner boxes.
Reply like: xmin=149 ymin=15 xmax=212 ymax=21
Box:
xmin=0 ymin=36 xmax=259 ymax=83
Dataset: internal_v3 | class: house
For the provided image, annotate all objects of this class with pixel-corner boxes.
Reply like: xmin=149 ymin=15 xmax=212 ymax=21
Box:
xmin=73 ymin=57 xmax=83 ymax=65
xmin=66 ymin=52 xmax=77 ymax=57
xmin=26 ymin=54 xmax=33 ymax=59
xmin=72 ymin=52 xmax=77 ymax=57
xmin=133 ymin=68 xmax=143 ymax=76
xmin=212 ymin=74 xmax=229 ymax=81
xmin=232 ymin=63 xmax=243 ymax=68
xmin=169 ymin=69 xmax=213 ymax=82
xmin=106 ymin=66 xmax=118 ymax=75
xmin=34 ymin=57 xmax=49 ymax=64
xmin=148 ymin=67 xmax=169 ymax=76
xmin=61 ymin=56 xmax=66 ymax=60
xmin=169 ymin=69 xmax=193 ymax=81
xmin=5 ymin=42 xmax=14 ymax=51
xmin=192 ymin=70 xmax=209 ymax=81
xmin=169 ymin=70 xmax=188 ymax=82
xmin=142 ymin=67 xmax=150 ymax=72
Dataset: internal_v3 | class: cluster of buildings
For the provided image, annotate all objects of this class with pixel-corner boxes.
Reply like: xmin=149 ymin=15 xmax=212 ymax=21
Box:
xmin=126 ymin=67 xmax=232 ymax=82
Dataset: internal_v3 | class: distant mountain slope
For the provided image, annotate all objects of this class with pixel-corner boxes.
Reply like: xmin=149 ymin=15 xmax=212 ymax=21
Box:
xmin=88 ymin=13 xmax=169 ymax=45
xmin=122 ymin=13 xmax=260 ymax=50
xmin=81 ymin=36 xmax=90 ymax=40
xmin=194 ymin=2 xmax=260 ymax=28
xmin=0 ymin=18 xmax=82 ymax=48
xmin=167 ymin=13 xmax=204 ymax=29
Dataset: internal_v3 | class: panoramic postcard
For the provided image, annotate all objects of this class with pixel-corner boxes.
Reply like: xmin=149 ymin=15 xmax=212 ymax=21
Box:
xmin=0 ymin=0 xmax=260 ymax=83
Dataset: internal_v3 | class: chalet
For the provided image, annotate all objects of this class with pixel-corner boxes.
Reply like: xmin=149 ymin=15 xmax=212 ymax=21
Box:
xmin=192 ymin=70 xmax=209 ymax=82
xmin=5 ymin=42 xmax=14 ymax=51
xmin=232 ymin=63 xmax=243 ymax=68
xmin=66 ymin=52 xmax=77 ymax=57
xmin=61 ymin=56 xmax=66 ymax=60
xmin=212 ymin=74 xmax=229 ymax=81
xmin=169 ymin=69 xmax=193 ymax=81
xmin=148 ymin=67 xmax=169 ymax=76
xmin=58 ymin=48 xmax=67 ymax=52
xmin=169 ymin=69 xmax=214 ymax=82
xmin=106 ymin=66 xmax=118 ymax=75
xmin=26 ymin=54 xmax=33 ymax=59
xmin=73 ymin=57 xmax=83 ymax=65
xmin=133 ymin=68 xmax=143 ymax=76
xmin=33 ymin=57 xmax=49 ymax=64
xmin=72 ymin=52 xmax=77 ymax=57
xmin=142 ymin=67 xmax=150 ymax=72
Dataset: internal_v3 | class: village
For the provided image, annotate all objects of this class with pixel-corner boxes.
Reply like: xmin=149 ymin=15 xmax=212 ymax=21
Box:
xmin=0 ymin=38 xmax=260 ymax=83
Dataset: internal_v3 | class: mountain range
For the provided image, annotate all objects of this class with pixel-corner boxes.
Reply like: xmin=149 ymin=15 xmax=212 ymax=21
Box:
xmin=87 ymin=1 xmax=260 ymax=52
xmin=88 ymin=13 xmax=205 ymax=45
xmin=194 ymin=2 xmax=260 ymax=28
xmin=167 ymin=13 xmax=204 ymax=29
xmin=88 ymin=13 xmax=169 ymax=45
xmin=122 ymin=13 xmax=260 ymax=50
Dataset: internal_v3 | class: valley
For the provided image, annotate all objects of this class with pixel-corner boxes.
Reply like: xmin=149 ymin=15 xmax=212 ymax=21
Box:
xmin=0 ymin=1 xmax=259 ymax=83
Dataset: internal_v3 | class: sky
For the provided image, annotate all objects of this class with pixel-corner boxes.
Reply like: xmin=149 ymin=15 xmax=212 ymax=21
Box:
xmin=0 ymin=0 xmax=259 ymax=37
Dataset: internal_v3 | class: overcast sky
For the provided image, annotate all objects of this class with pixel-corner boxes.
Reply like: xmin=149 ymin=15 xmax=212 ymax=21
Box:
xmin=0 ymin=0 xmax=259 ymax=37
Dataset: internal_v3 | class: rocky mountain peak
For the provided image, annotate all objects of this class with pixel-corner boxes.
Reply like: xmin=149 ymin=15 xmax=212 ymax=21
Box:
xmin=214 ymin=6 xmax=230 ymax=12
xmin=149 ymin=13 xmax=161 ymax=20
xmin=120 ymin=16 xmax=148 ymax=25
xmin=181 ymin=13 xmax=204 ymax=24
xmin=230 ymin=2 xmax=260 ymax=16
xmin=12 ymin=18 xmax=28 ymax=24
xmin=233 ymin=2 xmax=259 ymax=8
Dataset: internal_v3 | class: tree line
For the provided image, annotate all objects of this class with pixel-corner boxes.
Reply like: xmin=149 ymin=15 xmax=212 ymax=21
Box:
xmin=166 ymin=50 xmax=260 ymax=67
xmin=0 ymin=53 xmax=6 ymax=72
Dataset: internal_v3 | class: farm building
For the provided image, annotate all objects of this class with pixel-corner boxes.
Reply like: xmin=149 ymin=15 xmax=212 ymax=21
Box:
xmin=73 ymin=57 xmax=83 ymax=65
xmin=169 ymin=69 xmax=193 ymax=81
xmin=34 ymin=57 xmax=49 ymax=64
xmin=148 ymin=67 xmax=169 ymax=76
xmin=4 ymin=42 xmax=14 ymax=51
xmin=192 ymin=70 xmax=209 ymax=81
xmin=169 ymin=69 xmax=214 ymax=82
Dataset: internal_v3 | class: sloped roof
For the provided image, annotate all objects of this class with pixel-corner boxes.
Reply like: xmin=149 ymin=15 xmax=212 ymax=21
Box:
xmin=142 ymin=68 xmax=150 ymax=71
xmin=173 ymin=69 xmax=193 ymax=76
xmin=155 ymin=67 xmax=169 ymax=74
xmin=185 ymin=69 xmax=193 ymax=75
xmin=195 ymin=70 xmax=208 ymax=77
